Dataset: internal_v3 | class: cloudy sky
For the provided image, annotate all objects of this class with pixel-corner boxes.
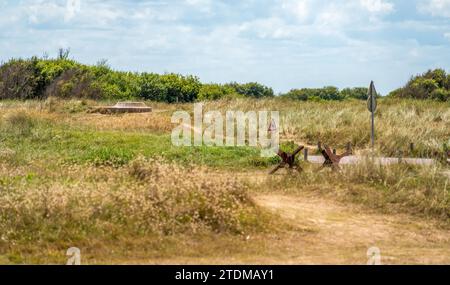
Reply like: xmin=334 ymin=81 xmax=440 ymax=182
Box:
xmin=1 ymin=0 xmax=449 ymax=94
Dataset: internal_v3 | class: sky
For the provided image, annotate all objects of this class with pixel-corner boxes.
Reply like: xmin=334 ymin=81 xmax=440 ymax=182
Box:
xmin=1 ymin=0 xmax=450 ymax=94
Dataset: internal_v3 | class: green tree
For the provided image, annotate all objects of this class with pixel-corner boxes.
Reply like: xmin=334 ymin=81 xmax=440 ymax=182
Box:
xmin=225 ymin=82 xmax=274 ymax=98
xmin=139 ymin=73 xmax=201 ymax=103
xmin=0 ymin=58 xmax=41 ymax=99
xmin=430 ymin=89 xmax=450 ymax=101
xmin=340 ymin=87 xmax=368 ymax=100
xmin=423 ymin=68 xmax=446 ymax=88
xmin=283 ymin=89 xmax=308 ymax=101
xmin=198 ymin=84 xmax=225 ymax=101
xmin=281 ymin=86 xmax=344 ymax=101
xmin=389 ymin=69 xmax=449 ymax=101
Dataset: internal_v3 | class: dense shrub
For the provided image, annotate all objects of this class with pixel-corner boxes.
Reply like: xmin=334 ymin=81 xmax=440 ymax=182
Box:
xmin=197 ymin=83 xmax=241 ymax=101
xmin=340 ymin=87 xmax=369 ymax=100
xmin=445 ymin=75 xmax=450 ymax=90
xmin=45 ymin=68 xmax=100 ymax=99
xmin=389 ymin=68 xmax=449 ymax=101
xmin=281 ymin=89 xmax=309 ymax=101
xmin=0 ymin=58 xmax=41 ymax=99
xmin=225 ymin=82 xmax=274 ymax=98
xmin=198 ymin=84 xmax=227 ymax=101
xmin=430 ymin=88 xmax=450 ymax=101
xmin=139 ymin=73 xmax=201 ymax=103
xmin=0 ymin=57 xmax=201 ymax=102
xmin=94 ymin=70 xmax=140 ymax=100
xmin=35 ymin=58 xmax=80 ymax=87
xmin=281 ymin=86 xmax=348 ymax=101
xmin=40 ymin=61 xmax=141 ymax=100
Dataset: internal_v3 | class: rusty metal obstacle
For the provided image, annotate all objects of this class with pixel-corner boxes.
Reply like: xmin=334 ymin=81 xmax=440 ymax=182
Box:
xmin=268 ymin=140 xmax=448 ymax=175
xmin=317 ymin=144 xmax=352 ymax=170
xmin=269 ymin=145 xmax=304 ymax=174
xmin=269 ymin=142 xmax=354 ymax=174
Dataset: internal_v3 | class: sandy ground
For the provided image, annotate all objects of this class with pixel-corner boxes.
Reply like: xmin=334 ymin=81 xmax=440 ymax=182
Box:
xmin=140 ymin=169 xmax=450 ymax=265
xmin=252 ymin=193 xmax=450 ymax=264
xmin=113 ymin=191 xmax=449 ymax=265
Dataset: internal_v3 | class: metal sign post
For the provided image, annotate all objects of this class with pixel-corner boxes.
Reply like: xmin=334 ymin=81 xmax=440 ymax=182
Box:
xmin=367 ymin=81 xmax=378 ymax=149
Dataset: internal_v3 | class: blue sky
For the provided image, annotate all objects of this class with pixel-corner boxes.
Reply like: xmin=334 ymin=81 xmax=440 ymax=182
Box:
xmin=1 ymin=0 xmax=450 ymax=94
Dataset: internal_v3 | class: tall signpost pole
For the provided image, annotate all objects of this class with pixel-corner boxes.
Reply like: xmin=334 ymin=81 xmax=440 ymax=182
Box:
xmin=367 ymin=81 xmax=378 ymax=150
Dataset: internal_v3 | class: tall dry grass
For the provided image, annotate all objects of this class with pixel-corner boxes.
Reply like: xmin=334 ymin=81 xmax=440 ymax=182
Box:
xmin=203 ymin=98 xmax=450 ymax=155
xmin=0 ymin=158 xmax=267 ymax=245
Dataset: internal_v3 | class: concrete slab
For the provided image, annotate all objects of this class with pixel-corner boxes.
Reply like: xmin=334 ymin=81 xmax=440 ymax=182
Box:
xmin=305 ymin=155 xmax=437 ymax=166
xmin=93 ymin=102 xmax=152 ymax=114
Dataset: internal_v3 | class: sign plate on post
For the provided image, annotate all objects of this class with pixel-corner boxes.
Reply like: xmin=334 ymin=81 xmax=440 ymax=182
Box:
xmin=367 ymin=81 xmax=377 ymax=113
xmin=367 ymin=81 xmax=377 ymax=148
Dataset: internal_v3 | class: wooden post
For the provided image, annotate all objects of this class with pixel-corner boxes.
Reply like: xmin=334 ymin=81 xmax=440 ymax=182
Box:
xmin=409 ymin=143 xmax=414 ymax=155
xmin=304 ymin=148 xmax=308 ymax=162
xmin=333 ymin=149 xmax=337 ymax=155
xmin=398 ymin=150 xmax=403 ymax=163
xmin=371 ymin=110 xmax=375 ymax=149
xmin=346 ymin=142 xmax=352 ymax=154
xmin=318 ymin=141 xmax=321 ymax=150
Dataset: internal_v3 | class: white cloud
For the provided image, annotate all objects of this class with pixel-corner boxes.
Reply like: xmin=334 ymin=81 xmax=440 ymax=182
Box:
xmin=184 ymin=0 xmax=213 ymax=15
xmin=315 ymin=4 xmax=352 ymax=29
xmin=26 ymin=1 xmax=65 ymax=24
xmin=281 ymin=0 xmax=310 ymax=21
xmin=65 ymin=0 xmax=81 ymax=22
xmin=418 ymin=0 xmax=450 ymax=18
xmin=239 ymin=17 xmax=309 ymax=40
xmin=24 ymin=0 xmax=124 ymax=26
xmin=360 ymin=0 xmax=394 ymax=14
xmin=445 ymin=32 xmax=450 ymax=40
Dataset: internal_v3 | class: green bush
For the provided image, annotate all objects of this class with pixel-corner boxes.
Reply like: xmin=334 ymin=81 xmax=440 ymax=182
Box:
xmin=281 ymin=86 xmax=346 ymax=101
xmin=423 ymin=69 xmax=446 ymax=87
xmin=0 ymin=58 xmax=41 ymax=99
xmin=45 ymin=67 xmax=101 ymax=99
xmin=35 ymin=59 xmax=79 ymax=87
xmin=430 ymin=88 xmax=450 ymax=101
xmin=197 ymin=84 xmax=238 ymax=101
xmin=139 ymin=73 xmax=201 ymax=103
xmin=340 ymin=87 xmax=369 ymax=100
xmin=225 ymin=82 xmax=274 ymax=98
xmin=282 ymin=89 xmax=309 ymax=101
xmin=445 ymin=75 xmax=450 ymax=90
xmin=389 ymin=68 xmax=449 ymax=101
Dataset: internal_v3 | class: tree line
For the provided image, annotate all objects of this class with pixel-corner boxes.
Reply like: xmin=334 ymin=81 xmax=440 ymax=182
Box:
xmin=0 ymin=53 xmax=448 ymax=102
xmin=0 ymin=56 xmax=276 ymax=102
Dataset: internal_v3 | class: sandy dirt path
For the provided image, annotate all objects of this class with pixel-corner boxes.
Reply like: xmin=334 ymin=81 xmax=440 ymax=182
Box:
xmin=118 ymin=190 xmax=449 ymax=265
xmin=252 ymin=193 xmax=450 ymax=264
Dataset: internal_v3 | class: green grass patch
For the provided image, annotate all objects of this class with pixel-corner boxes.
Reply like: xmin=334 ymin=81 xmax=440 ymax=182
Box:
xmin=1 ymin=116 xmax=273 ymax=169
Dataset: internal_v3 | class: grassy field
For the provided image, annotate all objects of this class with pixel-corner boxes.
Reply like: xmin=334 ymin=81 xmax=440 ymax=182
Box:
xmin=0 ymin=98 xmax=449 ymax=264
